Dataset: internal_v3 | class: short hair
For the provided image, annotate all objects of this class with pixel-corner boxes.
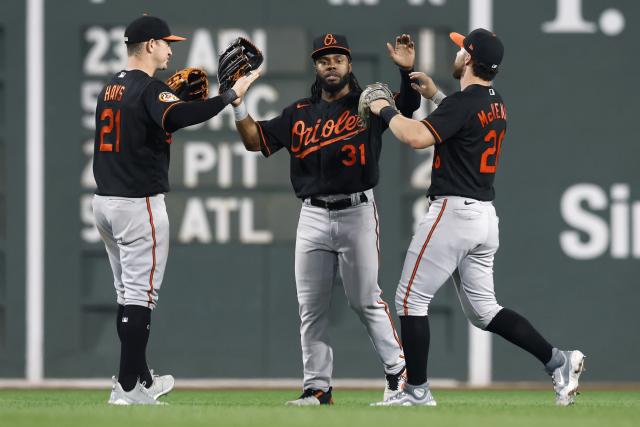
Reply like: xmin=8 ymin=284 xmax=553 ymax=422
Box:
xmin=126 ymin=42 xmax=145 ymax=57
xmin=471 ymin=61 xmax=499 ymax=81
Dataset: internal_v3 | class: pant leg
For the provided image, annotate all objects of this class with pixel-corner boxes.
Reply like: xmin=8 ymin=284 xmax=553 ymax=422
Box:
xmin=110 ymin=195 xmax=169 ymax=310
xmin=295 ymin=204 xmax=336 ymax=391
xmin=93 ymin=195 xmax=125 ymax=305
xmin=395 ymin=199 xmax=461 ymax=316
xmin=455 ymin=203 xmax=503 ymax=329
xmin=337 ymin=197 xmax=404 ymax=375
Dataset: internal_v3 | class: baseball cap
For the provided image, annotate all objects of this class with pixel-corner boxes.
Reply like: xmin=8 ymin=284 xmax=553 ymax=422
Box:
xmin=449 ymin=28 xmax=503 ymax=69
xmin=311 ymin=33 xmax=351 ymax=60
xmin=124 ymin=15 xmax=186 ymax=44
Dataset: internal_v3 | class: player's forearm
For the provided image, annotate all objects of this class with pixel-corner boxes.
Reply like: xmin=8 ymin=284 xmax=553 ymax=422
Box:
xmin=164 ymin=90 xmax=237 ymax=133
xmin=388 ymin=114 xmax=435 ymax=149
xmin=395 ymin=68 xmax=421 ymax=117
xmin=235 ymin=115 xmax=261 ymax=152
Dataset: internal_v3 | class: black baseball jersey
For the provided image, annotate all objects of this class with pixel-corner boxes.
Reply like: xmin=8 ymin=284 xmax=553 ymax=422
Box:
xmin=93 ymin=69 xmax=182 ymax=197
xmin=422 ymin=84 xmax=507 ymax=201
xmin=256 ymin=91 xmax=387 ymax=199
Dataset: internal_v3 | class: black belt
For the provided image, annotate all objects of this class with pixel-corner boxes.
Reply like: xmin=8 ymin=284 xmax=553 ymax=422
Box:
xmin=308 ymin=193 xmax=368 ymax=210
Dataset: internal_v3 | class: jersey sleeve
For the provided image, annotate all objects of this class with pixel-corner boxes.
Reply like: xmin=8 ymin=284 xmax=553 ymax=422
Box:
xmin=142 ymin=80 xmax=184 ymax=131
xmin=421 ymin=94 xmax=468 ymax=144
xmin=256 ymin=105 xmax=294 ymax=157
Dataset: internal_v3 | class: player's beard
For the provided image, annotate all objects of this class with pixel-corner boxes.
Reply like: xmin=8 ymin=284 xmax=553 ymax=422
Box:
xmin=319 ymin=73 xmax=350 ymax=94
xmin=452 ymin=61 xmax=464 ymax=80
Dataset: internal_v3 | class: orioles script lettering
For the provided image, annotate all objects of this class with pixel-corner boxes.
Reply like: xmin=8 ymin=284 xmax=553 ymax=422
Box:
xmin=291 ymin=110 xmax=365 ymax=158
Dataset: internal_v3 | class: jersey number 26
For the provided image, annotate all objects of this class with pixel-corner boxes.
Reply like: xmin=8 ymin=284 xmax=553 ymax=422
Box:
xmin=480 ymin=129 xmax=505 ymax=173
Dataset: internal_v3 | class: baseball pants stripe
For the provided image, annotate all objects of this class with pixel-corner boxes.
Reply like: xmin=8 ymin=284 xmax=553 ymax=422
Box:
xmin=402 ymin=199 xmax=448 ymax=315
xmin=145 ymin=197 xmax=157 ymax=307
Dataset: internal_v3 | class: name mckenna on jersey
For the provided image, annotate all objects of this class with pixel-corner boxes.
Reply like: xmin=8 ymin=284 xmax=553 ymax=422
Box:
xmin=291 ymin=110 xmax=365 ymax=159
xmin=477 ymin=102 xmax=507 ymax=128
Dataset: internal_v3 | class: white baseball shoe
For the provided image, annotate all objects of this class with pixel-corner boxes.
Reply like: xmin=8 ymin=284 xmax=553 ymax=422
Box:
xmin=550 ymin=350 xmax=586 ymax=406
xmin=147 ymin=370 xmax=175 ymax=399
xmin=383 ymin=367 xmax=406 ymax=401
xmin=371 ymin=382 xmax=437 ymax=406
xmin=285 ymin=387 xmax=334 ymax=406
xmin=107 ymin=377 xmax=165 ymax=405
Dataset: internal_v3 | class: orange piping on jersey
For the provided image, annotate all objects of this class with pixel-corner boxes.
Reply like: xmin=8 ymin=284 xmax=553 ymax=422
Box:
xmin=145 ymin=197 xmax=157 ymax=307
xmin=256 ymin=122 xmax=271 ymax=156
xmin=161 ymin=101 xmax=185 ymax=132
xmin=421 ymin=119 xmax=442 ymax=143
xmin=402 ymin=199 xmax=447 ymax=315
xmin=294 ymin=127 xmax=365 ymax=159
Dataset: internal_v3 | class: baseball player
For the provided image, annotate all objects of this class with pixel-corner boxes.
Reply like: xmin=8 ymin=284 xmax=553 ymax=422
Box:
xmin=366 ymin=29 xmax=585 ymax=406
xmin=93 ymin=15 xmax=259 ymax=405
xmin=232 ymin=33 xmax=421 ymax=405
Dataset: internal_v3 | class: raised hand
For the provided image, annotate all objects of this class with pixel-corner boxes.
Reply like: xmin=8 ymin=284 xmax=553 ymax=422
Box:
xmin=409 ymin=71 xmax=438 ymax=99
xmin=387 ymin=34 xmax=415 ymax=71
xmin=231 ymin=70 xmax=261 ymax=106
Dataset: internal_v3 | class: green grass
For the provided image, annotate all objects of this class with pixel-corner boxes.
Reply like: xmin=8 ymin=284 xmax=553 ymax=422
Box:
xmin=0 ymin=389 xmax=638 ymax=427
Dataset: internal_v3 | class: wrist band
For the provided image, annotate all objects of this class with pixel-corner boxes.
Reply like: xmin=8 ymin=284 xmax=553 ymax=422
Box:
xmin=233 ymin=101 xmax=248 ymax=121
xmin=221 ymin=89 xmax=238 ymax=105
xmin=380 ymin=105 xmax=399 ymax=125
xmin=429 ymin=90 xmax=446 ymax=106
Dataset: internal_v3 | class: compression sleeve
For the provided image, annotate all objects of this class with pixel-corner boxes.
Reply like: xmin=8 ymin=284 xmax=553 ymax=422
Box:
xmin=394 ymin=68 xmax=421 ymax=117
xmin=164 ymin=89 xmax=238 ymax=133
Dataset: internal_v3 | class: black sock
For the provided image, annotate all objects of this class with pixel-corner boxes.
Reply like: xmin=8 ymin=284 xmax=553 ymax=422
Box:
xmin=116 ymin=304 xmax=125 ymax=342
xmin=400 ymin=315 xmax=430 ymax=386
xmin=118 ymin=305 xmax=152 ymax=391
xmin=485 ymin=308 xmax=553 ymax=365
xmin=140 ymin=324 xmax=153 ymax=389
xmin=116 ymin=304 xmax=125 ymax=384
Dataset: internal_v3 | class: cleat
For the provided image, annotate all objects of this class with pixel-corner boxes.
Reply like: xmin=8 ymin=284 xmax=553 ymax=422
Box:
xmin=146 ymin=371 xmax=175 ymax=399
xmin=371 ymin=382 xmax=436 ymax=406
xmin=107 ymin=377 xmax=165 ymax=405
xmin=285 ymin=387 xmax=334 ymax=406
xmin=550 ymin=350 xmax=586 ymax=406
xmin=383 ymin=367 xmax=407 ymax=401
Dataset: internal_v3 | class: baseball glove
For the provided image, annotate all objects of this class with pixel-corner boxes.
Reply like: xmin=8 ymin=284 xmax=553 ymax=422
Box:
xmin=165 ymin=67 xmax=209 ymax=101
xmin=358 ymin=82 xmax=398 ymax=127
xmin=218 ymin=37 xmax=263 ymax=94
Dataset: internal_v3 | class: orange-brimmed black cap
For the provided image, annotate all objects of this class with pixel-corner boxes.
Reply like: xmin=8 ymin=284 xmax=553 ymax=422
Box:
xmin=311 ymin=33 xmax=351 ymax=60
xmin=124 ymin=15 xmax=186 ymax=44
xmin=449 ymin=28 xmax=503 ymax=69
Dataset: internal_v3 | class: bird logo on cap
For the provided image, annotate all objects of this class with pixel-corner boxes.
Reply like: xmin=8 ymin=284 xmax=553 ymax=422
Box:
xmin=324 ymin=34 xmax=337 ymax=46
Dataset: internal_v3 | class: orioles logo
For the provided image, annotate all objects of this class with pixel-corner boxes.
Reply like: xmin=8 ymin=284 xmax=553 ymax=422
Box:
xmin=324 ymin=33 xmax=337 ymax=46
xmin=159 ymin=92 xmax=180 ymax=103
xmin=291 ymin=110 xmax=365 ymax=158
